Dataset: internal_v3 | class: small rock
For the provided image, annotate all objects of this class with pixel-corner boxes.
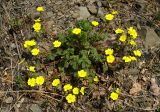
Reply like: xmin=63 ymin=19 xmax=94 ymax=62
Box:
xmin=151 ymin=78 xmax=160 ymax=96
xmin=46 ymin=11 xmax=54 ymax=18
xmin=30 ymin=104 xmax=42 ymax=112
xmin=79 ymin=7 xmax=90 ymax=19
xmin=55 ymin=0 xmax=62 ymax=5
xmin=96 ymin=1 xmax=102 ymax=7
xmin=128 ymin=68 xmax=140 ymax=75
xmin=5 ymin=97 xmax=13 ymax=103
xmin=72 ymin=12 xmax=79 ymax=19
xmin=145 ymin=27 xmax=160 ymax=49
xmin=10 ymin=43 xmax=16 ymax=49
xmin=129 ymin=82 xmax=142 ymax=95
xmin=101 ymin=1 xmax=108 ymax=7
xmin=97 ymin=8 xmax=104 ymax=17
xmin=87 ymin=5 xmax=97 ymax=15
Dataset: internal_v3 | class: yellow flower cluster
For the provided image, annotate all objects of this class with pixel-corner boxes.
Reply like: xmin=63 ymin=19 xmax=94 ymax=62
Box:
xmin=122 ymin=56 xmax=137 ymax=62
xmin=105 ymin=48 xmax=115 ymax=63
xmin=53 ymin=40 xmax=61 ymax=48
xmin=112 ymin=10 xmax=118 ymax=15
xmin=133 ymin=50 xmax=142 ymax=57
xmin=29 ymin=66 xmax=36 ymax=72
xmin=66 ymin=94 xmax=76 ymax=103
xmin=115 ymin=27 xmax=137 ymax=46
xmin=72 ymin=87 xmax=79 ymax=95
xmin=72 ymin=28 xmax=81 ymax=35
xmin=31 ymin=48 xmax=40 ymax=56
xmin=28 ymin=76 xmax=45 ymax=87
xmin=110 ymin=92 xmax=118 ymax=100
xmin=33 ymin=22 xmax=41 ymax=32
xmin=33 ymin=8 xmax=44 ymax=32
xmin=78 ymin=70 xmax=87 ymax=78
xmin=119 ymin=34 xmax=127 ymax=42
xmin=63 ymin=83 xmax=85 ymax=103
xmin=105 ymin=48 xmax=114 ymax=55
xmin=91 ymin=21 xmax=99 ymax=26
xmin=24 ymin=40 xmax=36 ymax=48
xmin=23 ymin=40 xmax=40 ymax=56
xmin=36 ymin=6 xmax=44 ymax=12
xmin=129 ymin=40 xmax=136 ymax=46
xmin=115 ymin=28 xmax=124 ymax=34
xmin=93 ymin=76 xmax=99 ymax=82
xmin=122 ymin=50 xmax=141 ymax=63
xmin=63 ymin=84 xmax=73 ymax=92
xmin=110 ymin=88 xmax=120 ymax=101
xmin=52 ymin=79 xmax=60 ymax=87
xmin=105 ymin=14 xmax=114 ymax=21
xmin=128 ymin=27 xmax=138 ymax=39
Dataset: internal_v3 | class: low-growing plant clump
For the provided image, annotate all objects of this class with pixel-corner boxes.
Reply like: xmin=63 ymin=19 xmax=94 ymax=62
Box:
xmin=22 ymin=6 xmax=142 ymax=106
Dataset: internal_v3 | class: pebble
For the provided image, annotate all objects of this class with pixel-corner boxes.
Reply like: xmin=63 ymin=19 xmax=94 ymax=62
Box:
xmin=79 ymin=7 xmax=91 ymax=19
xmin=5 ymin=97 xmax=13 ymax=104
xmin=30 ymin=104 xmax=42 ymax=112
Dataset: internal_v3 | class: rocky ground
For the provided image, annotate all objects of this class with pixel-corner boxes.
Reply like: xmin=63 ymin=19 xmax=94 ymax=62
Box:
xmin=0 ymin=0 xmax=160 ymax=112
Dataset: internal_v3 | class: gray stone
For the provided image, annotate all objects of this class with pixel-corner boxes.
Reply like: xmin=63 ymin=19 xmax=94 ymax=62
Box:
xmin=79 ymin=7 xmax=90 ymax=19
xmin=96 ymin=1 xmax=102 ymax=7
xmin=5 ymin=97 xmax=13 ymax=103
xmin=46 ymin=11 xmax=54 ymax=18
xmin=87 ymin=5 xmax=97 ymax=14
xmin=10 ymin=43 xmax=16 ymax=49
xmin=101 ymin=1 xmax=108 ymax=7
xmin=145 ymin=27 xmax=160 ymax=49
xmin=97 ymin=8 xmax=104 ymax=16
xmin=30 ymin=104 xmax=42 ymax=112
xmin=128 ymin=68 xmax=140 ymax=75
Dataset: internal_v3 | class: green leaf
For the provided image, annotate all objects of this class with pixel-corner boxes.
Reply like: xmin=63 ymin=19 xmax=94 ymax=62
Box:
xmin=102 ymin=63 xmax=108 ymax=73
xmin=77 ymin=20 xmax=92 ymax=31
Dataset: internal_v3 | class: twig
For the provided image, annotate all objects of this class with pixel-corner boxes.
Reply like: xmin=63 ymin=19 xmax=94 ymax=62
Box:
xmin=13 ymin=32 xmax=21 ymax=59
xmin=0 ymin=90 xmax=64 ymax=97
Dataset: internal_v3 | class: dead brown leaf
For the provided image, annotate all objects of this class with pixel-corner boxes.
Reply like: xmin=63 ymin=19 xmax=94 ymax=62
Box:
xmin=129 ymin=82 xmax=142 ymax=95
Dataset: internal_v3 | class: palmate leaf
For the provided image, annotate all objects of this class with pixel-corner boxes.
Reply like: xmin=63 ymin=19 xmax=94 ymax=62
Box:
xmin=77 ymin=20 xmax=92 ymax=31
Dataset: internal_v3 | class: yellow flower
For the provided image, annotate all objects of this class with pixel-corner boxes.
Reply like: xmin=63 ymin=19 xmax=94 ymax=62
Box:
xmin=72 ymin=28 xmax=81 ymax=35
xmin=110 ymin=92 xmax=119 ymax=100
xmin=133 ymin=50 xmax=142 ymax=57
xmin=28 ymin=78 xmax=36 ymax=87
xmin=130 ymin=56 xmax=137 ymax=61
xmin=31 ymin=48 xmax=40 ymax=56
xmin=63 ymin=84 xmax=72 ymax=92
xmin=36 ymin=6 xmax=44 ymax=12
xmin=115 ymin=88 xmax=120 ymax=94
xmin=36 ymin=76 xmax=45 ymax=85
xmin=66 ymin=94 xmax=76 ymax=103
xmin=128 ymin=27 xmax=138 ymax=39
xmin=105 ymin=48 xmax=114 ymax=55
xmin=115 ymin=28 xmax=124 ymax=34
xmin=105 ymin=14 xmax=114 ymax=21
xmin=129 ymin=40 xmax=136 ymax=46
xmin=80 ymin=87 xmax=85 ymax=95
xmin=34 ymin=18 xmax=41 ymax=22
xmin=78 ymin=70 xmax=87 ymax=78
xmin=24 ymin=40 xmax=36 ymax=48
xmin=53 ymin=40 xmax=61 ymax=48
xmin=72 ymin=87 xmax=79 ymax=95
xmin=93 ymin=76 xmax=99 ymax=82
xmin=52 ymin=79 xmax=60 ymax=87
xmin=91 ymin=21 xmax=99 ymax=26
xmin=33 ymin=22 xmax=41 ymax=32
xmin=29 ymin=66 xmax=36 ymax=72
xmin=106 ymin=55 xmax=115 ymax=63
xmin=119 ymin=34 xmax=127 ymax=42
xmin=122 ymin=56 xmax=132 ymax=63
xmin=112 ymin=10 xmax=118 ymax=15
